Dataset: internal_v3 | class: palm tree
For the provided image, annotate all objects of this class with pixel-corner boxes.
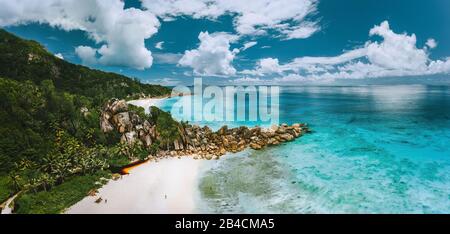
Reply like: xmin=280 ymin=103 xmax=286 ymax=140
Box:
xmin=40 ymin=153 xmax=59 ymax=174
xmin=92 ymin=158 xmax=108 ymax=173
xmin=13 ymin=160 xmax=33 ymax=177
xmin=9 ymin=173 xmax=22 ymax=192
xmin=77 ymin=155 xmax=90 ymax=175
xmin=38 ymin=173 xmax=55 ymax=191
xmin=17 ymin=159 xmax=34 ymax=171
xmin=54 ymin=159 xmax=71 ymax=183
xmin=27 ymin=177 xmax=40 ymax=194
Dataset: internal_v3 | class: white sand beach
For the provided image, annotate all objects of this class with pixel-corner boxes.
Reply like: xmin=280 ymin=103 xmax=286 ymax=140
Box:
xmin=127 ymin=97 xmax=167 ymax=113
xmin=67 ymin=98 xmax=212 ymax=214
xmin=66 ymin=156 xmax=211 ymax=214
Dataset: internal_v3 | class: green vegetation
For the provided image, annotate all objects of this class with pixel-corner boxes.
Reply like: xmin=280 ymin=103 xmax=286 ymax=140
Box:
xmin=105 ymin=144 xmax=134 ymax=169
xmin=150 ymin=106 xmax=181 ymax=148
xmin=109 ymin=142 xmax=149 ymax=163
xmin=0 ymin=29 xmax=170 ymax=106
xmin=128 ymin=104 xmax=147 ymax=120
xmin=0 ymin=176 xmax=11 ymax=203
xmin=0 ymin=29 xmax=171 ymax=213
xmin=0 ymin=77 xmax=110 ymax=174
xmin=14 ymin=171 xmax=110 ymax=214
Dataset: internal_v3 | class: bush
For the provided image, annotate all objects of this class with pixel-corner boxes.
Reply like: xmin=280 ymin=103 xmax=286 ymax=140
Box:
xmin=0 ymin=176 xmax=12 ymax=203
xmin=110 ymin=142 xmax=149 ymax=161
xmin=14 ymin=171 xmax=110 ymax=214
xmin=150 ymin=106 xmax=181 ymax=149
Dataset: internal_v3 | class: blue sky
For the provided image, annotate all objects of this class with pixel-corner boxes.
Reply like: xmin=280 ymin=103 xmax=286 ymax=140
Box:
xmin=1 ymin=0 xmax=450 ymax=85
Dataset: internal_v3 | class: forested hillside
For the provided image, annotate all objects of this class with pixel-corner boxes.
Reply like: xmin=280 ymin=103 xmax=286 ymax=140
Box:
xmin=0 ymin=29 xmax=170 ymax=105
xmin=0 ymin=29 xmax=171 ymax=213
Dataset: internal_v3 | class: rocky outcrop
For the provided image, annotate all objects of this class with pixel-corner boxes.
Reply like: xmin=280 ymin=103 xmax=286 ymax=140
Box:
xmin=101 ymin=99 xmax=157 ymax=147
xmin=100 ymin=99 xmax=311 ymax=160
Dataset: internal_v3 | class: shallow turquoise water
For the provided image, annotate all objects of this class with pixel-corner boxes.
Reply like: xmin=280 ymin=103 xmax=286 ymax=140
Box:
xmin=159 ymin=85 xmax=450 ymax=213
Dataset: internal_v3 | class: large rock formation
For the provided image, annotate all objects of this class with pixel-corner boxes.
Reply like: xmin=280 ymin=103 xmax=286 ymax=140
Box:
xmin=100 ymin=99 xmax=311 ymax=160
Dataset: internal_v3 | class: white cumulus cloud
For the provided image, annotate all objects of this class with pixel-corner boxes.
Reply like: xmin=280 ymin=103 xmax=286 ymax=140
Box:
xmin=140 ymin=0 xmax=319 ymax=39
xmin=366 ymin=21 xmax=428 ymax=71
xmin=0 ymin=0 xmax=320 ymax=71
xmin=0 ymin=0 xmax=160 ymax=70
xmin=75 ymin=46 xmax=98 ymax=65
xmin=230 ymin=77 xmax=265 ymax=84
xmin=178 ymin=32 xmax=239 ymax=76
xmin=242 ymin=58 xmax=283 ymax=76
xmin=155 ymin=41 xmax=164 ymax=50
xmin=54 ymin=53 xmax=64 ymax=60
xmin=153 ymin=53 xmax=183 ymax=64
xmin=242 ymin=41 xmax=258 ymax=51
xmin=245 ymin=20 xmax=450 ymax=83
xmin=426 ymin=38 xmax=437 ymax=49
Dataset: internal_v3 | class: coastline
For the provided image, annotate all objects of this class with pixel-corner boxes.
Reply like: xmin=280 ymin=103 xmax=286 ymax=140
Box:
xmin=68 ymin=96 xmax=211 ymax=214
xmin=67 ymin=96 xmax=308 ymax=214
xmin=127 ymin=96 xmax=168 ymax=112
xmin=66 ymin=156 xmax=211 ymax=214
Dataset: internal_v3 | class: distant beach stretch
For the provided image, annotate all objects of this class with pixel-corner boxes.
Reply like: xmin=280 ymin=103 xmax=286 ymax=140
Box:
xmin=128 ymin=97 xmax=167 ymax=113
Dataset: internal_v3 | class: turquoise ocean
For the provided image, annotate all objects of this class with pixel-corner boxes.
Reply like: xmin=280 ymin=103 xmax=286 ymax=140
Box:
xmin=157 ymin=85 xmax=450 ymax=213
